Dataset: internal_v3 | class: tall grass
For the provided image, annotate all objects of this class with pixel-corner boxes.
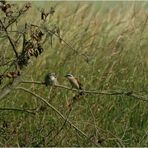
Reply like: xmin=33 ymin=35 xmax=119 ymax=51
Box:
xmin=0 ymin=1 xmax=147 ymax=146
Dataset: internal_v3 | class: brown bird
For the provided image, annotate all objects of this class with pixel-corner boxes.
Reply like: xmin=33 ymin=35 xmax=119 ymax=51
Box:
xmin=65 ymin=74 xmax=84 ymax=110
xmin=65 ymin=74 xmax=83 ymax=90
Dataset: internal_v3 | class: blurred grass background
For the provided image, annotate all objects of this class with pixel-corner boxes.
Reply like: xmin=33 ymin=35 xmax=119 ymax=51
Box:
xmin=0 ymin=1 xmax=148 ymax=146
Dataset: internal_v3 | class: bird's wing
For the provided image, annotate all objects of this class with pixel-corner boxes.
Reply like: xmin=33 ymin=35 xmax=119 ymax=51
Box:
xmin=75 ymin=77 xmax=83 ymax=89
xmin=44 ymin=74 xmax=50 ymax=86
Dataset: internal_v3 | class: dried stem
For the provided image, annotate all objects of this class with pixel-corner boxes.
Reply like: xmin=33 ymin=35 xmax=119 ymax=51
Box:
xmin=0 ymin=20 xmax=18 ymax=58
xmin=0 ymin=107 xmax=35 ymax=114
xmin=16 ymin=86 xmax=100 ymax=147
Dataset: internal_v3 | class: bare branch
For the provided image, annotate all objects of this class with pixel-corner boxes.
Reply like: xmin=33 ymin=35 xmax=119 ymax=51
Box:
xmin=50 ymin=109 xmax=72 ymax=142
xmin=16 ymin=86 xmax=100 ymax=147
xmin=0 ymin=20 xmax=18 ymax=58
xmin=0 ymin=59 xmax=14 ymax=66
xmin=5 ymin=3 xmax=31 ymax=29
xmin=20 ymin=80 xmax=148 ymax=102
xmin=0 ymin=107 xmax=35 ymax=114
xmin=30 ymin=24 xmax=89 ymax=61
xmin=46 ymin=28 xmax=89 ymax=61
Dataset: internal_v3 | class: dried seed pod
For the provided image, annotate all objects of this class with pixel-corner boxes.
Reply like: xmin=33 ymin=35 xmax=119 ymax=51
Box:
xmin=21 ymin=2 xmax=31 ymax=13
xmin=41 ymin=9 xmax=45 ymax=20
xmin=1 ymin=3 xmax=10 ymax=12
xmin=34 ymin=49 xmax=39 ymax=58
xmin=49 ymin=7 xmax=55 ymax=15
xmin=5 ymin=71 xmax=20 ymax=79
xmin=31 ymin=29 xmax=44 ymax=42
xmin=37 ymin=43 xmax=43 ymax=54
xmin=0 ymin=2 xmax=13 ymax=17
xmin=0 ymin=1 xmax=6 ymax=5
xmin=17 ymin=53 xmax=29 ymax=69
xmin=25 ymin=2 xmax=31 ymax=9
xmin=24 ymin=40 xmax=35 ymax=57
xmin=41 ymin=8 xmax=49 ymax=21
xmin=38 ymin=30 xmax=44 ymax=40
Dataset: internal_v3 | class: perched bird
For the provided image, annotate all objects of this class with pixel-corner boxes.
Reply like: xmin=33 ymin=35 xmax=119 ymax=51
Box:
xmin=65 ymin=74 xmax=84 ymax=108
xmin=65 ymin=74 xmax=83 ymax=90
xmin=44 ymin=73 xmax=58 ymax=86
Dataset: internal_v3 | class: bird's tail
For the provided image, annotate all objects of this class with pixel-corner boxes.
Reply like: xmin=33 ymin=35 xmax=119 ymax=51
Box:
xmin=79 ymin=87 xmax=84 ymax=96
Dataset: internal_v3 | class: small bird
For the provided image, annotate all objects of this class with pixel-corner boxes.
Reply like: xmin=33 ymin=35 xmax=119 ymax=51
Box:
xmin=65 ymin=74 xmax=84 ymax=109
xmin=44 ymin=73 xmax=58 ymax=86
xmin=65 ymin=74 xmax=83 ymax=90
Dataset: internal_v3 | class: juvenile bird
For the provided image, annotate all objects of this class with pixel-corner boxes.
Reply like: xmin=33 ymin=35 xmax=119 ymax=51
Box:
xmin=44 ymin=73 xmax=58 ymax=86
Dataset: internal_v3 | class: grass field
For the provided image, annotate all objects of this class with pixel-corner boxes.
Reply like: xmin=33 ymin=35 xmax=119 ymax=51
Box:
xmin=0 ymin=1 xmax=148 ymax=147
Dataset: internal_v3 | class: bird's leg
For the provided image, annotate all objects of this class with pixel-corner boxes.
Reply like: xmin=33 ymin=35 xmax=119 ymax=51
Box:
xmin=78 ymin=89 xmax=84 ymax=96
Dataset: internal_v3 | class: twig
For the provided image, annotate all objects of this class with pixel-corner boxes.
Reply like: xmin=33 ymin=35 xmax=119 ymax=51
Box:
xmin=0 ymin=20 xmax=18 ymax=58
xmin=5 ymin=3 xmax=30 ymax=29
xmin=21 ymin=80 xmax=44 ymax=85
xmin=50 ymin=108 xmax=72 ymax=142
xmin=0 ymin=59 xmax=15 ymax=67
xmin=20 ymin=80 xmax=148 ymax=102
xmin=30 ymin=24 xmax=89 ymax=61
xmin=0 ymin=107 xmax=35 ymax=114
xmin=47 ymin=29 xmax=89 ymax=60
xmin=16 ymin=86 xmax=100 ymax=147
